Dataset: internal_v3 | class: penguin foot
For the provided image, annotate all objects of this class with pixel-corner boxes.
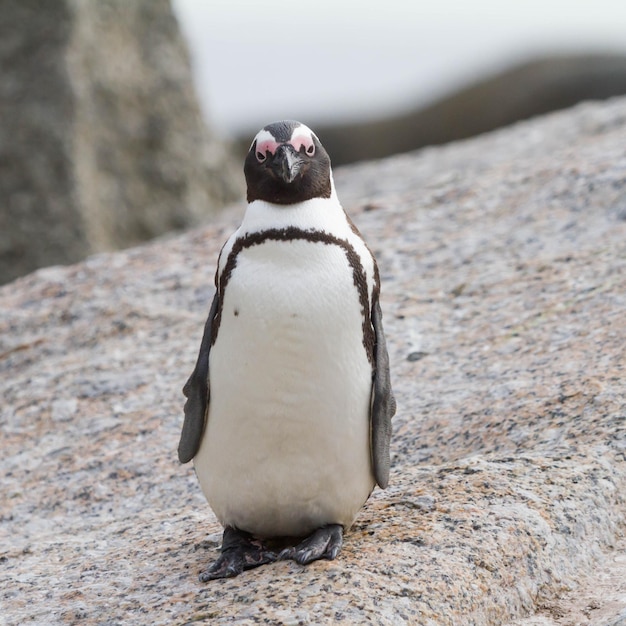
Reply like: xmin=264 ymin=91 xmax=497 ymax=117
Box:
xmin=199 ymin=526 xmax=277 ymax=582
xmin=278 ymin=524 xmax=343 ymax=565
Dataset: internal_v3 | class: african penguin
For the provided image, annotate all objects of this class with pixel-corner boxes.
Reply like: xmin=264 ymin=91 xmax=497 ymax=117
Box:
xmin=178 ymin=120 xmax=395 ymax=581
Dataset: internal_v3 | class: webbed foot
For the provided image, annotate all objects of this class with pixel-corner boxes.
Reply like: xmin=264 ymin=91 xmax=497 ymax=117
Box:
xmin=278 ymin=524 xmax=343 ymax=565
xmin=199 ymin=526 xmax=277 ymax=582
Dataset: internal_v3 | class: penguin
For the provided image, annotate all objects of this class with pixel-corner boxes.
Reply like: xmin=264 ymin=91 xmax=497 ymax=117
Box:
xmin=178 ymin=120 xmax=395 ymax=581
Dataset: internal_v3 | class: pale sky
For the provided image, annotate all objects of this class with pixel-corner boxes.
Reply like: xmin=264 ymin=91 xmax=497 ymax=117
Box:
xmin=173 ymin=0 xmax=626 ymax=135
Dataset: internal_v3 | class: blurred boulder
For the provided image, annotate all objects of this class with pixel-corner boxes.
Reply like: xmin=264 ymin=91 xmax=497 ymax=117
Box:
xmin=0 ymin=0 xmax=242 ymax=286
xmin=313 ymin=54 xmax=626 ymax=165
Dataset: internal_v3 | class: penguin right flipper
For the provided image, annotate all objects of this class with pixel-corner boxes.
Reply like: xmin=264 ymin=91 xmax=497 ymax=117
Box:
xmin=178 ymin=292 xmax=219 ymax=463
xmin=371 ymin=297 xmax=396 ymax=490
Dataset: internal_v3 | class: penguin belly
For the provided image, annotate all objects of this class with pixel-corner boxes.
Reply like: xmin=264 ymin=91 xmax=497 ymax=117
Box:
xmin=193 ymin=238 xmax=375 ymax=538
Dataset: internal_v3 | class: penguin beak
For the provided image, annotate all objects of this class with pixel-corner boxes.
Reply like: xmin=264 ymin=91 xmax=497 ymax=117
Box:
xmin=272 ymin=145 xmax=303 ymax=184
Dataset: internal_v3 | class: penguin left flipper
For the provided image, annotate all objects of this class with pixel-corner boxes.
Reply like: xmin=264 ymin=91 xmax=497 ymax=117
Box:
xmin=178 ymin=292 xmax=219 ymax=464
xmin=371 ymin=297 xmax=396 ymax=489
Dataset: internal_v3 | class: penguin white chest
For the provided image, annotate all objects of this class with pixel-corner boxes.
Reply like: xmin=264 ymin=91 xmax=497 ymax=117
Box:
xmin=193 ymin=237 xmax=375 ymax=537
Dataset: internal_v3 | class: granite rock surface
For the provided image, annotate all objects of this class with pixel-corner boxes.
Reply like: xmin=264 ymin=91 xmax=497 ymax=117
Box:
xmin=1 ymin=98 xmax=625 ymax=625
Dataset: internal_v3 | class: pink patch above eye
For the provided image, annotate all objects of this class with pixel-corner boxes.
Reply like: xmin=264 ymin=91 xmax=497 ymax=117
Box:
xmin=255 ymin=139 xmax=280 ymax=156
xmin=290 ymin=134 xmax=315 ymax=153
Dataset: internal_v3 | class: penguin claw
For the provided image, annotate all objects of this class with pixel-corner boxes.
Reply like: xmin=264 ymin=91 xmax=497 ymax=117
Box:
xmin=199 ymin=553 xmax=243 ymax=581
xmin=278 ymin=524 xmax=343 ymax=565
xmin=199 ymin=527 xmax=276 ymax=581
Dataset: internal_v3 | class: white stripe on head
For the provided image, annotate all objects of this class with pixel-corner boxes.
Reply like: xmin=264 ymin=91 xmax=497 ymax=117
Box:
xmin=250 ymin=129 xmax=280 ymax=157
xmin=289 ymin=124 xmax=316 ymax=155
xmin=251 ymin=123 xmax=318 ymax=155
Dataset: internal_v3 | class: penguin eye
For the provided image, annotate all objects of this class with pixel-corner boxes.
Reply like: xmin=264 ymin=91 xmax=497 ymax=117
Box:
xmin=254 ymin=138 xmax=278 ymax=162
xmin=292 ymin=136 xmax=316 ymax=156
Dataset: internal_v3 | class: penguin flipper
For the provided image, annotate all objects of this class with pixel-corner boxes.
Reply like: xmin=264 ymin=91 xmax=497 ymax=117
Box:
xmin=371 ymin=298 xmax=396 ymax=489
xmin=178 ymin=292 xmax=219 ymax=463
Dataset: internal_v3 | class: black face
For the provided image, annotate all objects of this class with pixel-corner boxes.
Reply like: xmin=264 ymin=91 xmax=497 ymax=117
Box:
xmin=244 ymin=120 xmax=333 ymax=205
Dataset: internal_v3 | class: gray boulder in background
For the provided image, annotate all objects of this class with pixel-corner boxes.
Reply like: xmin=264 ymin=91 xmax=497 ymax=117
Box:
xmin=313 ymin=54 xmax=626 ymax=165
xmin=0 ymin=0 xmax=242 ymax=286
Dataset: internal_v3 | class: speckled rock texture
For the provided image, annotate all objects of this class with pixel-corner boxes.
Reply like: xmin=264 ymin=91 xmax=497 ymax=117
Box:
xmin=1 ymin=98 xmax=625 ymax=625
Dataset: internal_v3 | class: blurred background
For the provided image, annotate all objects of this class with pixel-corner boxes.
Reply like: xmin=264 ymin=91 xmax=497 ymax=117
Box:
xmin=2 ymin=0 xmax=626 ymax=285
xmin=173 ymin=0 xmax=626 ymax=138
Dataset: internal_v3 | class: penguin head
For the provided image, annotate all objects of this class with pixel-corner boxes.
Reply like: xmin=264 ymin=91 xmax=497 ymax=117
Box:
xmin=244 ymin=120 xmax=332 ymax=205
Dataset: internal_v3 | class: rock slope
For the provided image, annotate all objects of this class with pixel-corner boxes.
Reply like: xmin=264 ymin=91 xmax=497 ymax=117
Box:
xmin=1 ymin=98 xmax=625 ymax=625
